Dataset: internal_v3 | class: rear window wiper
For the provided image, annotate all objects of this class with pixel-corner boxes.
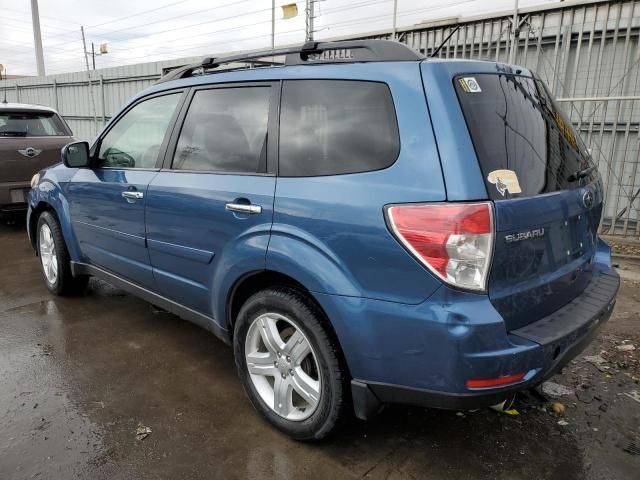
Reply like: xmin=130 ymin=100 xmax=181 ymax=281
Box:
xmin=567 ymin=165 xmax=596 ymax=182
xmin=0 ymin=130 xmax=27 ymax=137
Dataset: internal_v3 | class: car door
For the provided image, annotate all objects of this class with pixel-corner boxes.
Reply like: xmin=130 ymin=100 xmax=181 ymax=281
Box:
xmin=145 ymin=83 xmax=278 ymax=319
xmin=67 ymin=91 xmax=185 ymax=289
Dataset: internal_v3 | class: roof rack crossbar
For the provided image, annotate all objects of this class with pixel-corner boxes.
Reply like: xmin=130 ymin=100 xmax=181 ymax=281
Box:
xmin=157 ymin=40 xmax=422 ymax=84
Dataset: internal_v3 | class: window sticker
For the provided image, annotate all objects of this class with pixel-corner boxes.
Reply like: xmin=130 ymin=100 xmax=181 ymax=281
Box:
xmin=458 ymin=77 xmax=482 ymax=93
xmin=487 ymin=169 xmax=522 ymax=196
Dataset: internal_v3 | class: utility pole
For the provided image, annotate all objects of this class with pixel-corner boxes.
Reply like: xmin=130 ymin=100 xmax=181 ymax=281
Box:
xmin=81 ymin=27 xmax=98 ymax=136
xmin=392 ymin=0 xmax=398 ymax=40
xmin=271 ymin=0 xmax=276 ymax=49
xmin=30 ymin=0 xmax=46 ymax=76
xmin=508 ymin=0 xmax=519 ymax=64
xmin=85 ymin=41 xmax=108 ymax=70
xmin=305 ymin=0 xmax=315 ymax=42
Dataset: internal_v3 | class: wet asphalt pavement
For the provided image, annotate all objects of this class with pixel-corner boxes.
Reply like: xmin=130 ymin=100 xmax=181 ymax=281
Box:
xmin=1 ymin=220 xmax=639 ymax=480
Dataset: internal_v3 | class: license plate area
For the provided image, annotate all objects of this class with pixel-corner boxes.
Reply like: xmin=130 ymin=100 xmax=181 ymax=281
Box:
xmin=562 ymin=212 xmax=595 ymax=261
xmin=10 ymin=188 xmax=28 ymax=203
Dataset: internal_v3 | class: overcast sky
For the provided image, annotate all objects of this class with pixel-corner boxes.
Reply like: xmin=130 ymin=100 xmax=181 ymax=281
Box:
xmin=2 ymin=0 xmax=555 ymax=76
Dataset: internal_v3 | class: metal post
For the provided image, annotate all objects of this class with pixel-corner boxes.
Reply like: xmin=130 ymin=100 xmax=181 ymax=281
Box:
xmin=53 ymin=79 xmax=58 ymax=111
xmin=81 ymin=26 xmax=98 ymax=136
xmin=305 ymin=0 xmax=315 ymax=42
xmin=271 ymin=0 xmax=275 ymax=49
xmin=392 ymin=0 xmax=398 ymax=40
xmin=92 ymin=42 xmax=96 ymax=70
xmin=30 ymin=0 xmax=46 ymax=76
xmin=100 ymin=75 xmax=106 ymax=126
xmin=1 ymin=69 xmax=6 ymax=103
xmin=508 ymin=0 xmax=519 ymax=64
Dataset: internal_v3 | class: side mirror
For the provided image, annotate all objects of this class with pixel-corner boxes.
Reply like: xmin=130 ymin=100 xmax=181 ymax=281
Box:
xmin=62 ymin=141 xmax=91 ymax=168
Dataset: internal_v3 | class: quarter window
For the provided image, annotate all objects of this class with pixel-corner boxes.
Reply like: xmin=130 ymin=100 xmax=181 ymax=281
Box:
xmin=172 ymin=87 xmax=271 ymax=173
xmin=279 ymin=80 xmax=400 ymax=177
xmin=98 ymin=93 xmax=181 ymax=169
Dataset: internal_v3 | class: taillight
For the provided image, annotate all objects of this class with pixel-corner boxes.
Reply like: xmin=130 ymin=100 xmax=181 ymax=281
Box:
xmin=465 ymin=372 xmax=526 ymax=389
xmin=385 ymin=202 xmax=494 ymax=291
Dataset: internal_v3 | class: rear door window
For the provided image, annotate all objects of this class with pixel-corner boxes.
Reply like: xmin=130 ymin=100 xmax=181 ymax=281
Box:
xmin=454 ymin=73 xmax=596 ymax=199
xmin=279 ymin=80 xmax=400 ymax=176
xmin=172 ymin=87 xmax=270 ymax=173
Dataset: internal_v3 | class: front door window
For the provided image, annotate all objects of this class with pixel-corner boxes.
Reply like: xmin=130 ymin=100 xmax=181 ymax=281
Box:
xmin=98 ymin=93 xmax=181 ymax=169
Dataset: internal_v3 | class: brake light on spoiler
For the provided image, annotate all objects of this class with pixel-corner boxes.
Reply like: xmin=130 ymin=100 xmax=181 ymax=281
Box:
xmin=385 ymin=202 xmax=494 ymax=292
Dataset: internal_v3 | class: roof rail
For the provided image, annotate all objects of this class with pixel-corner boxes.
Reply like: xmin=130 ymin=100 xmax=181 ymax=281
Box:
xmin=156 ymin=39 xmax=423 ymax=84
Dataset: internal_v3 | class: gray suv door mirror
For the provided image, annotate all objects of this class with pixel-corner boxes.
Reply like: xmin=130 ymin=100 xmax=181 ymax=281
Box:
xmin=62 ymin=141 xmax=90 ymax=168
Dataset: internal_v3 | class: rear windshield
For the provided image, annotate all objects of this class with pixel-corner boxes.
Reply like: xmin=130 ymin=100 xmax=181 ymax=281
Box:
xmin=454 ymin=73 xmax=596 ymax=199
xmin=0 ymin=111 xmax=69 ymax=137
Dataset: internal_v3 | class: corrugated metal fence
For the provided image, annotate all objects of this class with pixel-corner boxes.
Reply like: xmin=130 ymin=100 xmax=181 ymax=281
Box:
xmin=0 ymin=57 xmax=199 ymax=141
xmin=1 ymin=0 xmax=638 ymax=237
xmin=365 ymin=0 xmax=640 ymax=237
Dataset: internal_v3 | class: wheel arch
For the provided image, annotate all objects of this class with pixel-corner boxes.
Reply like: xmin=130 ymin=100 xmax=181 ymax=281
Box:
xmin=29 ymin=191 xmax=82 ymax=262
xmin=226 ymin=270 xmax=352 ymax=378
xmin=29 ymin=201 xmax=57 ymax=250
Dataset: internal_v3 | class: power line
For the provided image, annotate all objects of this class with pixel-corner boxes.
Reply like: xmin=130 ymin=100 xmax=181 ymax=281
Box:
xmin=319 ymin=0 xmax=473 ymax=31
xmin=6 ymin=0 xmax=379 ymax=61
xmin=50 ymin=0 xmax=385 ymax=57
xmin=2 ymin=7 xmax=84 ymax=28
xmin=41 ymin=26 xmax=306 ymax=74
xmin=3 ymin=0 xmax=471 ymax=75
xmin=1 ymin=14 xmax=79 ymax=34
xmin=1 ymin=6 xmax=84 ymax=27
xmin=87 ymin=0 xmax=196 ymax=29
xmin=87 ymin=0 xmax=269 ymax=43
xmin=0 ymin=0 xmax=198 ymax=46
xmin=9 ymin=20 xmax=306 ymax=73
xmin=0 ymin=0 xmax=273 ymax=62
xmin=1 ymin=0 xmax=346 ymax=64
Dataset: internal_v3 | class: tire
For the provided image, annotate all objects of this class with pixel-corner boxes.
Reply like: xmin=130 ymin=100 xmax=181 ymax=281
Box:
xmin=36 ymin=211 xmax=89 ymax=296
xmin=234 ymin=287 xmax=348 ymax=441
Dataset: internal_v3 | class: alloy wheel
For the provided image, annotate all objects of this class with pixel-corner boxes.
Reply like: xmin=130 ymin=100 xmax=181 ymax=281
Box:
xmin=245 ymin=313 xmax=321 ymax=421
xmin=39 ymin=223 xmax=58 ymax=285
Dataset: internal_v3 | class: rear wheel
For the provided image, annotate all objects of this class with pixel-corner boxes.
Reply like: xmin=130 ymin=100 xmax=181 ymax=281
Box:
xmin=37 ymin=211 xmax=88 ymax=296
xmin=234 ymin=287 xmax=347 ymax=441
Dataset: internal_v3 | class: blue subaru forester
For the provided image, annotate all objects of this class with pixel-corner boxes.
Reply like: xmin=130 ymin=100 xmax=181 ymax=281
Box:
xmin=27 ymin=40 xmax=620 ymax=440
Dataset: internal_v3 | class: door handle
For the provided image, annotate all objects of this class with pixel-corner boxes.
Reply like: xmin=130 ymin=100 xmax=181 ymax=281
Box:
xmin=122 ymin=191 xmax=144 ymax=200
xmin=225 ymin=203 xmax=262 ymax=214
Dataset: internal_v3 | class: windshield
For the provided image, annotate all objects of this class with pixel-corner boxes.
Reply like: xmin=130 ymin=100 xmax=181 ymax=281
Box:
xmin=454 ymin=73 xmax=597 ymax=199
xmin=0 ymin=111 xmax=69 ymax=137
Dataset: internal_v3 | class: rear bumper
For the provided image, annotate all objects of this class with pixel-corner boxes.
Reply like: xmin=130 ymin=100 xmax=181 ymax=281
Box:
xmin=0 ymin=203 xmax=28 ymax=215
xmin=338 ymin=267 xmax=619 ymax=419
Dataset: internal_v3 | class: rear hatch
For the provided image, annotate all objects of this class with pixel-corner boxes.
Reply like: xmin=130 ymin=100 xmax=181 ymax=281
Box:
xmin=452 ymin=71 xmax=602 ymax=331
xmin=0 ymin=109 xmax=73 ymax=184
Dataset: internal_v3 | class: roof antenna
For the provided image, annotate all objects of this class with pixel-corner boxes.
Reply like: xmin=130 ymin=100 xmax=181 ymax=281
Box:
xmin=430 ymin=25 xmax=461 ymax=58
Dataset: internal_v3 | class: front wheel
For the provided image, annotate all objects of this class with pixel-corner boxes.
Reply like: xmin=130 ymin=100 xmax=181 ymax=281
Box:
xmin=234 ymin=287 xmax=348 ymax=441
xmin=36 ymin=211 xmax=89 ymax=296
